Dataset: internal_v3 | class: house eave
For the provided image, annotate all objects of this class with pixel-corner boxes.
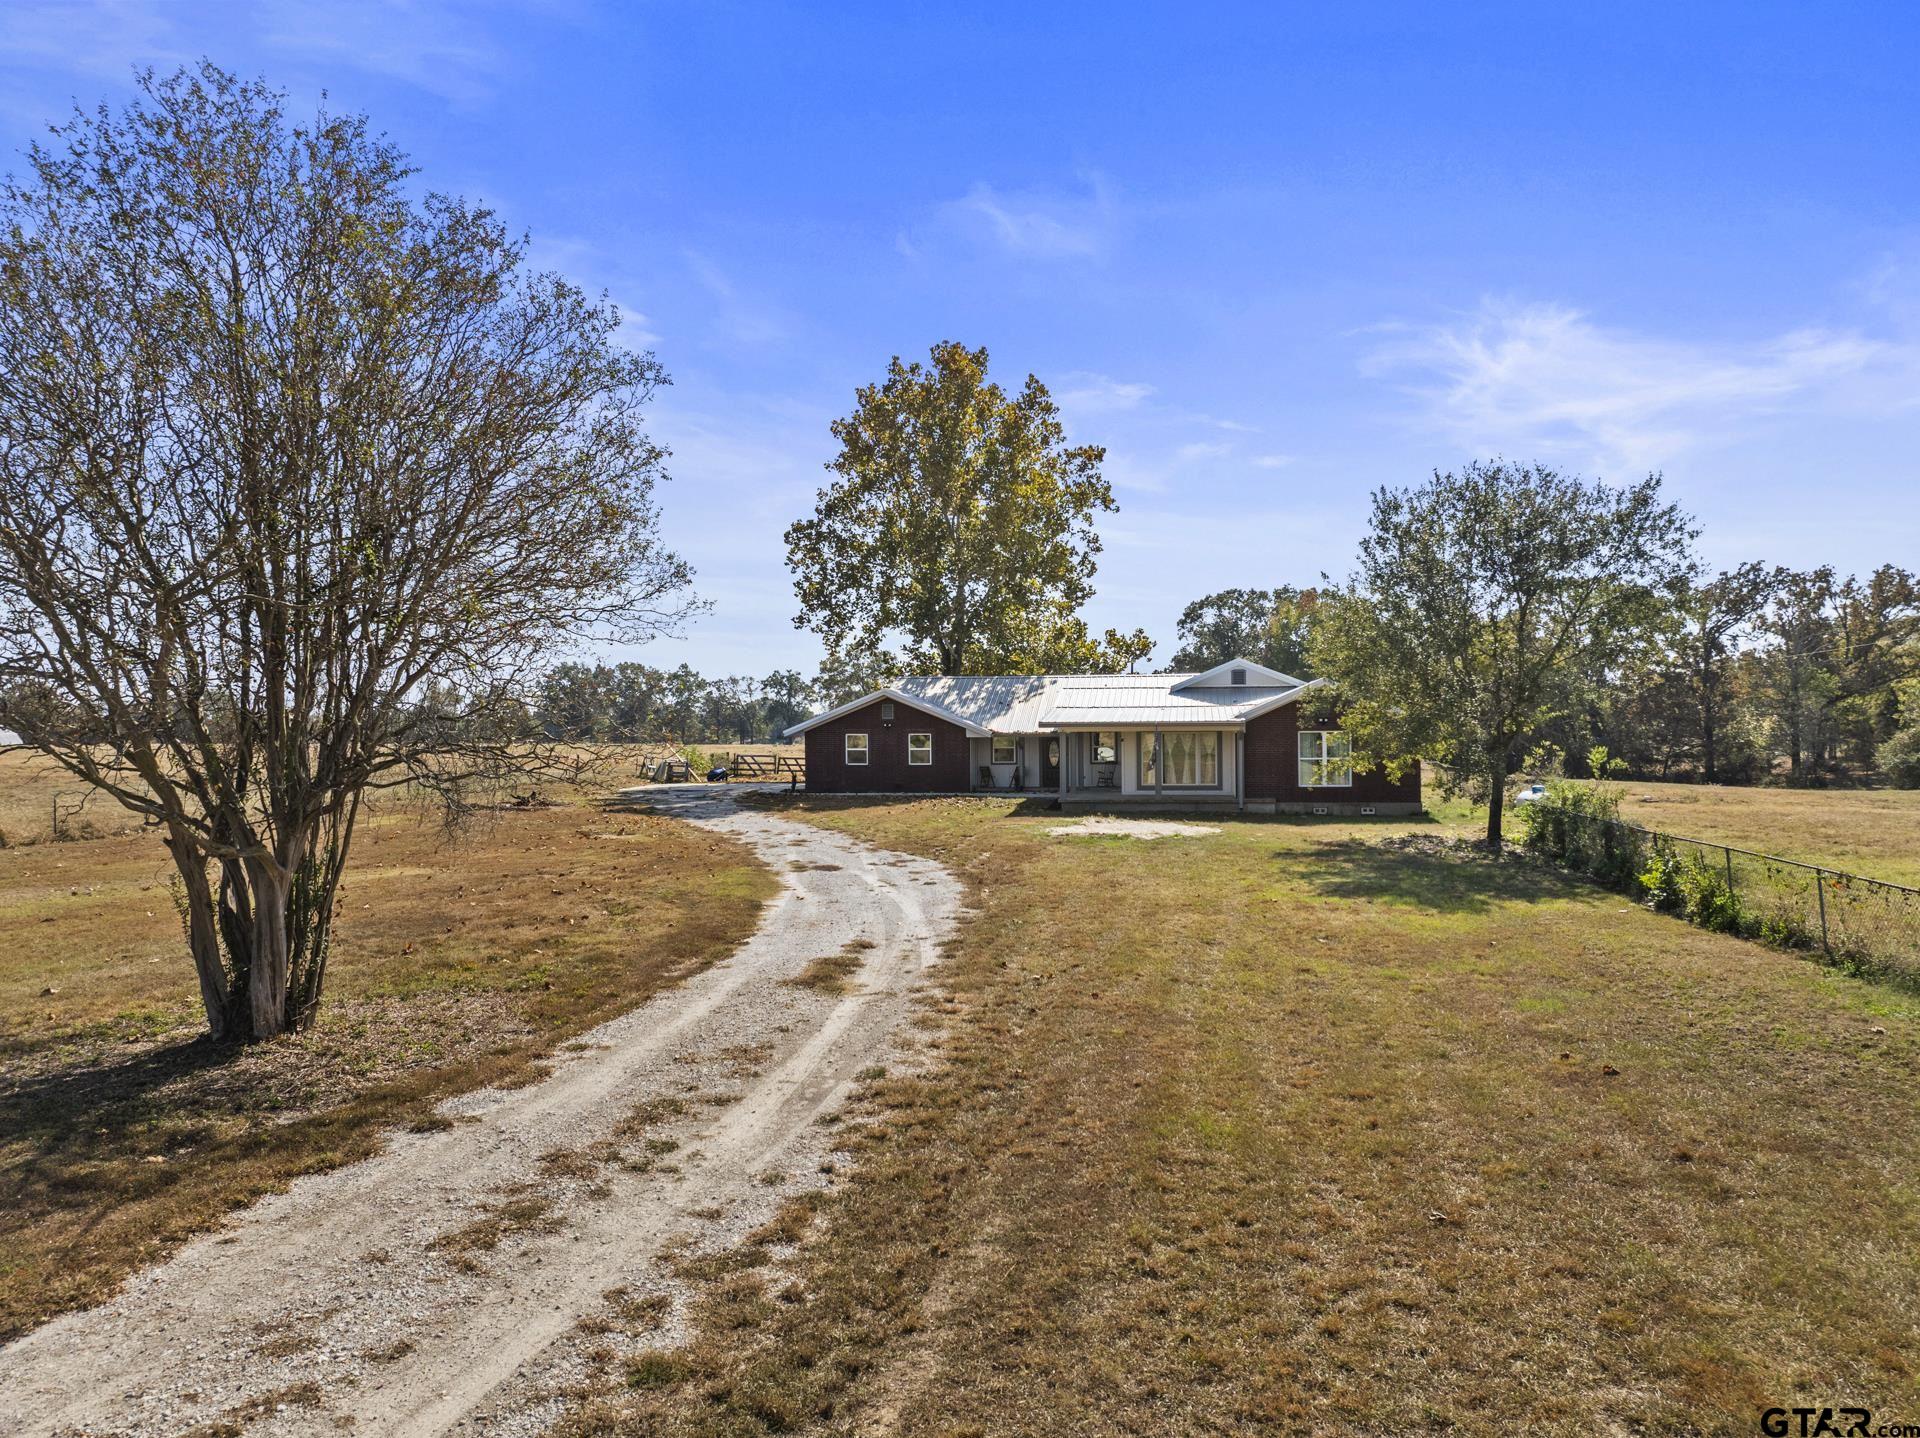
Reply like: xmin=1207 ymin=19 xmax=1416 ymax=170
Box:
xmin=782 ymin=688 xmax=992 ymax=740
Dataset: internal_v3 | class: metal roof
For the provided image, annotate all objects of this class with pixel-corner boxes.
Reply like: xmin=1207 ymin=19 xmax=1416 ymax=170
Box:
xmin=1038 ymin=675 xmax=1306 ymax=728
xmin=890 ymin=675 xmax=1059 ymax=733
xmin=783 ymin=661 xmax=1323 ymax=737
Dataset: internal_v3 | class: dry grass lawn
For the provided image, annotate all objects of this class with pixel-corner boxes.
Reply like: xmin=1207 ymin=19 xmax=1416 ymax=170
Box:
xmin=1606 ymin=779 xmax=1920 ymax=887
xmin=562 ymin=795 xmax=1920 ymax=1438
xmin=0 ymin=796 xmax=775 ymax=1341
xmin=1426 ymin=768 xmax=1920 ymax=887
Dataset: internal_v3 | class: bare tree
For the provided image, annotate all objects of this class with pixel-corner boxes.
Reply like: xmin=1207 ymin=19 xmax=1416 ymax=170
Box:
xmin=0 ymin=66 xmax=696 ymax=1039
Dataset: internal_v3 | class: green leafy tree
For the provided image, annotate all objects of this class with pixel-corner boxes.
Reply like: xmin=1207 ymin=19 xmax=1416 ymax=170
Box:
xmin=811 ymin=645 xmax=904 ymax=709
xmin=1309 ymin=460 xmax=1695 ymax=849
xmin=1166 ymin=586 xmax=1317 ymax=674
xmin=786 ymin=341 xmax=1118 ymax=675
xmin=1664 ymin=563 xmax=1786 ymax=783
xmin=760 ymin=669 xmax=815 ymax=738
xmin=0 ymin=67 xmax=695 ymax=1039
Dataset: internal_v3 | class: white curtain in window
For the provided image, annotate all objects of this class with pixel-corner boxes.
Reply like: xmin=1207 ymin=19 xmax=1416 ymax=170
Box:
xmin=1158 ymin=732 xmax=1219 ymax=787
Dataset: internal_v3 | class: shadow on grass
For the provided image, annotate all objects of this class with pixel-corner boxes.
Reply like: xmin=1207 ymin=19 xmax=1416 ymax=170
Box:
xmin=1288 ymin=837 xmax=1580 ymax=914
xmin=2 ymin=1031 xmax=250 ymax=1169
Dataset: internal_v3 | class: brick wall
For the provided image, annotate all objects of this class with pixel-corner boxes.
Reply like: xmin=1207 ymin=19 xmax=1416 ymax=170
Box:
xmin=802 ymin=699 xmax=972 ymax=793
xmin=1245 ymin=702 xmax=1421 ymax=807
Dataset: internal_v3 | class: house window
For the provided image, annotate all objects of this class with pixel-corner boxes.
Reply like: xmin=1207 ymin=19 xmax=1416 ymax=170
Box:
xmin=1298 ymin=731 xmax=1353 ymax=787
xmin=907 ymin=732 xmax=932 ymax=765
xmin=991 ymin=736 xmax=1017 ymax=765
xmin=1139 ymin=731 xmax=1220 ymax=788
xmin=845 ymin=733 xmax=869 ymax=765
xmin=1091 ymin=732 xmax=1118 ymax=764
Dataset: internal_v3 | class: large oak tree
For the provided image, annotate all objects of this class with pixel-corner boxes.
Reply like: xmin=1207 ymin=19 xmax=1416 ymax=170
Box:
xmin=1309 ymin=461 xmax=1695 ymax=848
xmin=0 ymin=66 xmax=695 ymax=1039
xmin=786 ymin=341 xmax=1140 ymax=675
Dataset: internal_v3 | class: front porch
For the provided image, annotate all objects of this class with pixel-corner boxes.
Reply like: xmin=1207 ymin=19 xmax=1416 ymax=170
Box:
xmin=970 ymin=727 xmax=1246 ymax=806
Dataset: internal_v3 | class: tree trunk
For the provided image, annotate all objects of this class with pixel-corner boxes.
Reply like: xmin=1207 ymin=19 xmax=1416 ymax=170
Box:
xmin=1701 ymin=703 xmax=1718 ymax=784
xmin=244 ymin=856 xmax=294 ymax=1039
xmin=164 ymin=829 xmax=236 ymax=1041
xmin=1485 ymin=762 xmax=1507 ymax=853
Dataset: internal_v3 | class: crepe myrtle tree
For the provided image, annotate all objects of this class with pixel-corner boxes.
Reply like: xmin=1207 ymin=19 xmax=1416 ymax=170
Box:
xmin=1309 ymin=460 xmax=1695 ymax=849
xmin=0 ymin=66 xmax=697 ymax=1040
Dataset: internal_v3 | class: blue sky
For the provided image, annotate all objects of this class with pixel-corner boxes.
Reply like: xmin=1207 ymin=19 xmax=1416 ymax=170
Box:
xmin=6 ymin=1 xmax=1918 ymax=677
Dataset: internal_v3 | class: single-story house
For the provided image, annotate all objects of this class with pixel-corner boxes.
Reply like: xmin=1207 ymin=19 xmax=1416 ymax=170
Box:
xmin=783 ymin=658 xmax=1420 ymax=814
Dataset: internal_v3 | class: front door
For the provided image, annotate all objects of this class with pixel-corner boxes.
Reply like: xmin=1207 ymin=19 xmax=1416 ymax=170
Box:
xmin=1041 ymin=737 xmax=1060 ymax=789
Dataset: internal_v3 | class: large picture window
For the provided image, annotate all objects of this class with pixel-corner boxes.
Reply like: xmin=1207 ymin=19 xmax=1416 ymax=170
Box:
xmin=1139 ymin=731 xmax=1220 ymax=788
xmin=907 ymin=732 xmax=933 ymax=765
xmin=990 ymin=736 xmax=1018 ymax=765
xmin=1298 ymin=730 xmax=1353 ymax=787
xmin=845 ymin=733 xmax=869 ymax=765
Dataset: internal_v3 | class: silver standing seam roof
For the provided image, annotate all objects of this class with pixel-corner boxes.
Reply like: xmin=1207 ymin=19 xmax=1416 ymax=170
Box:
xmin=784 ymin=664 xmax=1320 ymax=737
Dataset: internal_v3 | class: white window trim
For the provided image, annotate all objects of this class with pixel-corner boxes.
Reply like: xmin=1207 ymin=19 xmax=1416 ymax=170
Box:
xmin=990 ymin=736 xmax=1018 ymax=765
xmin=845 ymin=732 xmax=869 ymax=765
xmin=1298 ymin=730 xmax=1354 ymax=788
xmin=1139 ymin=730 xmax=1223 ymax=789
xmin=907 ymin=732 xmax=933 ymax=765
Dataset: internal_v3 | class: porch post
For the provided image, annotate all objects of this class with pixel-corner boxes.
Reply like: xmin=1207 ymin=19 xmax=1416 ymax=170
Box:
xmin=1058 ymin=734 xmax=1068 ymax=801
xmin=1154 ymin=729 xmax=1163 ymax=796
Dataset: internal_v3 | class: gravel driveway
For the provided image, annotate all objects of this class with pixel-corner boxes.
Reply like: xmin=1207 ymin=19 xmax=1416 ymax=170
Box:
xmin=0 ymin=786 xmax=961 ymax=1438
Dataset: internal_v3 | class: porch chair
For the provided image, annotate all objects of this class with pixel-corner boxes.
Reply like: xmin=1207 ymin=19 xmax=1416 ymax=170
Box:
xmin=978 ymin=765 xmax=997 ymax=790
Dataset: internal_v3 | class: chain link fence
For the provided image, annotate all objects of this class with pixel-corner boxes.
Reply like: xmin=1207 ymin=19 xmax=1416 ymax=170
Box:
xmin=1524 ymin=805 xmax=1920 ymax=985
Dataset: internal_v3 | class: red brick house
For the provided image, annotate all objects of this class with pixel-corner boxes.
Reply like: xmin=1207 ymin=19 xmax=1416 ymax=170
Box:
xmin=785 ymin=658 xmax=1420 ymax=814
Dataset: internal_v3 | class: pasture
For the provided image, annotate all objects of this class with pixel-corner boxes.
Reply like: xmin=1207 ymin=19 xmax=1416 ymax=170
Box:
xmin=0 ymin=791 xmax=775 ymax=1340
xmin=1424 ymin=769 xmax=1920 ymax=887
xmin=563 ymin=794 xmax=1920 ymax=1437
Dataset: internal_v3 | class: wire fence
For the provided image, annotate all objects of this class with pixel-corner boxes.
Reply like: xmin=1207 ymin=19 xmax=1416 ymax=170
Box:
xmin=1523 ymin=806 xmax=1920 ymax=986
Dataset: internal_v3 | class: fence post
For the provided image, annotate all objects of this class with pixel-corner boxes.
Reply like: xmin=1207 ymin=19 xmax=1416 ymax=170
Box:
xmin=1815 ymin=869 xmax=1830 ymax=953
xmin=1724 ymin=845 xmax=1735 ymax=900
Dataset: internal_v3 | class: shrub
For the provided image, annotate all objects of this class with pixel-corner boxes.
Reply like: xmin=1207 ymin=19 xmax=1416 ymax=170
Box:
xmin=1674 ymin=852 xmax=1742 ymax=933
xmin=1520 ymin=777 xmax=1639 ymax=885
xmin=1878 ymin=726 xmax=1920 ymax=789
xmin=1636 ymin=837 xmax=1684 ymax=912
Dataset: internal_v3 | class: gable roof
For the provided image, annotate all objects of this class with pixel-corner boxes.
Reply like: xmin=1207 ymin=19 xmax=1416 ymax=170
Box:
xmin=783 ymin=668 xmax=1327 ymax=738
xmin=781 ymin=686 xmax=992 ymax=739
xmin=1167 ymin=656 xmax=1305 ymax=692
xmin=1037 ymin=673 xmax=1311 ymax=728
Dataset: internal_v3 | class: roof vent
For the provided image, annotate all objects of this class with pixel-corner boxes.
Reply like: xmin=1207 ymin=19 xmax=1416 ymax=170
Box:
xmin=1230 ymin=668 xmax=1247 ymax=685
xmin=880 ymin=701 xmax=894 ymax=721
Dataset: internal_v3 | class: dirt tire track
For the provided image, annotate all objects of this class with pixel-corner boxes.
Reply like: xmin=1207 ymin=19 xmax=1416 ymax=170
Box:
xmin=0 ymin=786 xmax=961 ymax=1438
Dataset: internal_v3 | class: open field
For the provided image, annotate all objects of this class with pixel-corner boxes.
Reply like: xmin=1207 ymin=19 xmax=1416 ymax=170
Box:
xmin=0 ymin=796 xmax=775 ymax=1341
xmin=1426 ymin=769 xmax=1920 ymax=887
xmin=0 ymin=743 xmax=806 ymax=847
xmin=558 ymin=795 xmax=1920 ymax=1437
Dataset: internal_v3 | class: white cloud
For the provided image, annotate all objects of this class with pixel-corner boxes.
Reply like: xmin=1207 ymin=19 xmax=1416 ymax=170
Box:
xmin=1251 ymin=453 xmax=1295 ymax=469
xmin=929 ymin=173 xmax=1118 ymax=260
xmin=683 ymin=250 xmax=791 ymax=352
xmin=1054 ymin=371 xmax=1155 ymax=414
xmin=1365 ymin=298 xmax=1907 ymax=472
xmin=0 ymin=0 xmax=187 ymax=82
xmin=0 ymin=0 xmax=557 ymax=112
xmin=256 ymin=0 xmax=530 ymax=106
